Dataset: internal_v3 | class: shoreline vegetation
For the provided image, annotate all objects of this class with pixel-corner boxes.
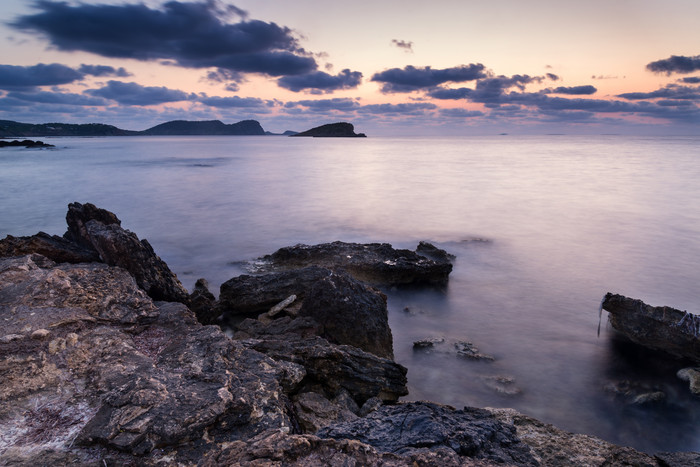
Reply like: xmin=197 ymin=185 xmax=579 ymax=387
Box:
xmin=1 ymin=203 xmax=699 ymax=465
xmin=0 ymin=119 xmax=366 ymax=138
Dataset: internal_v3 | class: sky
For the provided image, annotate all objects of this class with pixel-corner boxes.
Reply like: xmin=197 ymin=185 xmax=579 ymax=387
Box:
xmin=1 ymin=0 xmax=700 ymax=135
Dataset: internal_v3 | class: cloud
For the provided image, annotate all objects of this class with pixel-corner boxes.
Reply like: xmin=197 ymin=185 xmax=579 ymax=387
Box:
xmin=86 ymin=80 xmax=194 ymax=105
xmin=547 ymin=85 xmax=597 ymax=95
xmin=591 ymin=75 xmax=618 ymax=80
xmin=78 ymin=64 xmax=131 ymax=77
xmin=427 ymin=87 xmax=472 ymax=100
xmin=439 ymin=108 xmax=484 ymax=118
xmin=546 ymin=73 xmax=560 ymax=81
xmin=6 ymin=90 xmax=107 ymax=106
xmin=198 ymin=95 xmax=270 ymax=108
xmin=284 ymin=98 xmax=360 ymax=112
xmin=391 ymin=39 xmax=413 ymax=53
xmin=467 ymin=75 xmax=544 ymax=105
xmin=356 ymin=102 xmax=437 ymax=115
xmin=0 ymin=63 xmax=83 ymax=90
xmin=277 ymin=69 xmax=362 ymax=93
xmin=371 ymin=64 xmax=487 ymax=93
xmin=617 ymin=84 xmax=700 ymax=101
xmin=646 ymin=55 xmax=700 ymax=75
xmin=13 ymin=0 xmax=317 ymax=77
xmin=680 ymin=76 xmax=700 ymax=84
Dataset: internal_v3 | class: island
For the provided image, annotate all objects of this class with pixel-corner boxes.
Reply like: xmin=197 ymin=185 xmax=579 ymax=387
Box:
xmin=291 ymin=122 xmax=366 ymax=137
xmin=0 ymin=139 xmax=54 ymax=148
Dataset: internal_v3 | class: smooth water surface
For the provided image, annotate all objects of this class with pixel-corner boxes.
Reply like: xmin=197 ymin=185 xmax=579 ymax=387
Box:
xmin=2 ymin=134 xmax=700 ymax=452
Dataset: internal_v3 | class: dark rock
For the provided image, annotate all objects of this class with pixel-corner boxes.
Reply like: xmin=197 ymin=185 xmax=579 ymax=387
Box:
xmin=0 ymin=139 xmax=54 ymax=147
xmin=676 ymin=368 xmax=700 ymax=396
xmin=244 ymin=334 xmax=408 ymax=406
xmin=189 ymin=278 xmax=217 ymax=324
xmin=479 ymin=375 xmax=522 ymax=396
xmin=140 ymin=119 xmax=265 ymax=136
xmin=603 ymin=380 xmax=667 ymax=406
xmin=602 ymin=293 xmax=700 ymax=362
xmin=455 ymin=341 xmax=495 ymax=361
xmin=416 ymin=241 xmax=456 ymax=262
xmin=317 ymin=402 xmax=538 ymax=465
xmin=299 ymin=271 xmax=394 ymax=359
xmin=0 ymin=231 xmax=99 ymax=263
xmin=291 ymin=122 xmax=366 ymax=137
xmin=292 ymin=391 xmax=358 ymax=433
xmin=218 ymin=266 xmax=331 ymax=317
xmin=413 ymin=336 xmax=446 ymax=348
xmin=655 ymin=451 xmax=700 ymax=467
xmin=64 ymin=202 xmax=189 ymax=303
xmin=260 ymin=241 xmax=453 ymax=286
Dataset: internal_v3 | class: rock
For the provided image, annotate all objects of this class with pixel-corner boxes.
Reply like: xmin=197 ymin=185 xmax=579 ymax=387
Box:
xmin=631 ymin=391 xmax=666 ymax=405
xmin=489 ymin=407 xmax=659 ymax=467
xmin=603 ymin=380 xmax=667 ymax=406
xmin=413 ymin=336 xmax=446 ymax=348
xmin=479 ymin=375 xmax=522 ymax=396
xmin=602 ymin=293 xmax=700 ymax=362
xmin=677 ymin=368 xmax=700 ymax=396
xmin=416 ymin=241 xmax=456 ymax=262
xmin=317 ymin=401 xmax=538 ymax=465
xmin=654 ymin=451 xmax=700 ymax=466
xmin=298 ymin=271 xmax=394 ymax=359
xmin=218 ymin=266 xmax=332 ymax=317
xmin=189 ymin=278 xmax=218 ymax=324
xmin=269 ymin=294 xmax=297 ymax=317
xmin=64 ymin=202 xmax=190 ymax=303
xmin=0 ymin=231 xmax=99 ymax=263
xmin=259 ymin=241 xmax=453 ymax=286
xmin=30 ymin=329 xmax=50 ymax=340
xmin=290 ymin=122 xmax=366 ymax=138
xmin=292 ymin=391 xmax=358 ymax=433
xmin=455 ymin=341 xmax=495 ymax=361
xmin=0 ymin=139 xmax=54 ymax=148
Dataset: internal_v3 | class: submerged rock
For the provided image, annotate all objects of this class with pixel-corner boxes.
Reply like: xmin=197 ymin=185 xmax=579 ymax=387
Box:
xmin=258 ymin=240 xmax=453 ymax=286
xmin=677 ymin=368 xmax=700 ymax=396
xmin=602 ymin=293 xmax=700 ymax=362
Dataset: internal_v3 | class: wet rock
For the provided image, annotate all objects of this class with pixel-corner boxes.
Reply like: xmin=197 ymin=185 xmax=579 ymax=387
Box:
xmin=413 ymin=336 xmax=446 ymax=348
xmin=188 ymin=278 xmax=217 ymax=324
xmin=677 ymin=368 xmax=700 ymax=396
xmin=489 ymin=407 xmax=659 ymax=467
xmin=416 ymin=241 xmax=456 ymax=262
xmin=299 ymin=271 xmax=394 ymax=359
xmin=0 ymin=231 xmax=99 ymax=263
xmin=455 ymin=341 xmax=495 ymax=361
xmin=654 ymin=451 xmax=700 ymax=467
xmin=259 ymin=241 xmax=453 ymax=286
xmin=603 ymin=380 xmax=667 ymax=406
xmin=218 ymin=266 xmax=331 ymax=317
xmin=317 ymin=401 xmax=538 ymax=465
xmin=602 ymin=293 xmax=700 ymax=362
xmin=479 ymin=375 xmax=522 ymax=396
xmin=292 ymin=391 xmax=358 ymax=433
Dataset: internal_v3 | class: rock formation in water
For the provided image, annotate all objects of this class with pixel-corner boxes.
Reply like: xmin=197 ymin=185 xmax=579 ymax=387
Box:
xmin=140 ymin=119 xmax=265 ymax=136
xmin=1 ymin=204 xmax=698 ymax=465
xmin=0 ymin=139 xmax=54 ymax=148
xmin=291 ymin=122 xmax=366 ymax=137
xmin=602 ymin=292 xmax=700 ymax=362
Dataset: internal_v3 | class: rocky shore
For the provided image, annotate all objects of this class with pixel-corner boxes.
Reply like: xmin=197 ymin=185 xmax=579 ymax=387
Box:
xmin=1 ymin=203 xmax=698 ymax=465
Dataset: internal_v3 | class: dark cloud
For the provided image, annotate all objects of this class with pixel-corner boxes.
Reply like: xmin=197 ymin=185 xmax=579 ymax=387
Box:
xmin=78 ymin=64 xmax=131 ymax=77
xmin=546 ymin=73 xmax=560 ymax=81
xmin=277 ymin=69 xmax=362 ymax=93
xmin=680 ymin=76 xmax=700 ymax=84
xmin=371 ymin=64 xmax=487 ymax=93
xmin=617 ymin=84 xmax=700 ymax=101
xmin=0 ymin=63 xmax=83 ymax=90
xmin=547 ymin=85 xmax=597 ymax=95
xmin=467 ymin=75 xmax=544 ymax=104
xmin=13 ymin=1 xmax=317 ymax=77
xmin=284 ymin=98 xmax=360 ymax=111
xmin=6 ymin=90 xmax=107 ymax=106
xmin=198 ymin=95 xmax=269 ymax=108
xmin=356 ymin=102 xmax=437 ymax=115
xmin=646 ymin=55 xmax=700 ymax=75
xmin=591 ymin=75 xmax=618 ymax=80
xmin=427 ymin=87 xmax=472 ymax=100
xmin=86 ymin=80 xmax=194 ymax=105
xmin=439 ymin=108 xmax=484 ymax=118
xmin=391 ymin=39 xmax=413 ymax=53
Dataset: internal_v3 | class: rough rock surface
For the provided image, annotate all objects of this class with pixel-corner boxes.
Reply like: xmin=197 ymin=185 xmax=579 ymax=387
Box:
xmin=318 ymin=402 xmax=538 ymax=465
xmin=602 ymin=293 xmax=700 ymax=362
xmin=258 ymin=241 xmax=453 ymax=286
xmin=0 ymin=231 xmax=99 ymax=264
xmin=188 ymin=278 xmax=217 ymax=324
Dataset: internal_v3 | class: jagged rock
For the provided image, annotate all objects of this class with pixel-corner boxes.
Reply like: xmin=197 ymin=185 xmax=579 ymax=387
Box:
xmin=64 ymin=202 xmax=189 ymax=303
xmin=317 ymin=402 xmax=538 ymax=465
xmin=243 ymin=334 xmax=408 ymax=406
xmin=602 ymin=293 xmax=700 ymax=362
xmin=0 ymin=231 xmax=99 ymax=263
xmin=413 ymin=336 xmax=446 ymax=348
xmin=189 ymin=278 xmax=217 ymax=324
xmin=677 ymin=368 xmax=700 ymax=396
xmin=416 ymin=241 xmax=456 ymax=262
xmin=292 ymin=391 xmax=358 ymax=433
xmin=654 ymin=451 xmax=700 ymax=466
xmin=489 ymin=408 xmax=659 ymax=467
xmin=455 ymin=341 xmax=495 ymax=361
xmin=299 ymin=271 xmax=394 ymax=359
xmin=218 ymin=266 xmax=332 ymax=317
xmin=603 ymin=380 xmax=667 ymax=406
xmin=479 ymin=375 xmax=522 ymax=396
xmin=0 ymin=254 xmax=293 ymax=462
xmin=258 ymin=241 xmax=453 ymax=286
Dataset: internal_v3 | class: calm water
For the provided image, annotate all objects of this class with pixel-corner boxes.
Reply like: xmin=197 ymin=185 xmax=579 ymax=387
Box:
xmin=2 ymin=134 xmax=700 ymax=452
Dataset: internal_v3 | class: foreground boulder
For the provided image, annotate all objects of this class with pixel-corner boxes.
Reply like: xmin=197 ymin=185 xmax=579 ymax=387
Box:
xmin=602 ymin=293 xmax=700 ymax=362
xmin=257 ymin=240 xmax=453 ymax=286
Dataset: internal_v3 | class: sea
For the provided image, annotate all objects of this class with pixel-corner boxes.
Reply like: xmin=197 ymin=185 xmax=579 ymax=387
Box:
xmin=1 ymin=134 xmax=700 ymax=453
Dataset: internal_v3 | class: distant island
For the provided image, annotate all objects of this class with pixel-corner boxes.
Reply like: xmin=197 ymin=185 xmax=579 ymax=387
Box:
xmin=0 ymin=119 xmax=366 ymax=138
xmin=291 ymin=122 xmax=366 ymax=137
xmin=0 ymin=139 xmax=54 ymax=148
